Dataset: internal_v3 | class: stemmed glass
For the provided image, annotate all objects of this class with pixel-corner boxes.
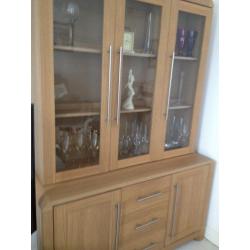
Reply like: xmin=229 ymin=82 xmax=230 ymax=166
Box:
xmin=91 ymin=129 xmax=99 ymax=162
xmin=119 ymin=121 xmax=132 ymax=158
xmin=63 ymin=1 xmax=80 ymax=46
xmin=140 ymin=123 xmax=149 ymax=154
xmin=132 ymin=120 xmax=142 ymax=156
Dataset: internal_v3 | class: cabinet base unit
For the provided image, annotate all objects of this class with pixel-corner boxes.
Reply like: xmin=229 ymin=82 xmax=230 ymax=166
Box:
xmin=36 ymin=153 xmax=214 ymax=250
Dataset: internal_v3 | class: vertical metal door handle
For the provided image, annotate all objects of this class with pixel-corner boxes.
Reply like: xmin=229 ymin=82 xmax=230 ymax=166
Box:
xmin=114 ymin=203 xmax=121 ymax=250
xmin=117 ymin=46 xmax=123 ymax=124
xmin=165 ymin=51 xmax=175 ymax=121
xmin=107 ymin=45 xmax=112 ymax=123
xmin=170 ymin=183 xmax=181 ymax=237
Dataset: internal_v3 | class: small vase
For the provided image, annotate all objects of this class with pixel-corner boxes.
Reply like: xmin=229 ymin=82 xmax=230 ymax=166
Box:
xmin=176 ymin=28 xmax=186 ymax=56
xmin=186 ymin=30 xmax=198 ymax=57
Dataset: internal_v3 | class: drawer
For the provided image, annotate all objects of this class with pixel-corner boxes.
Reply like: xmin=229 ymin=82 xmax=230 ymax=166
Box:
xmin=120 ymin=202 xmax=169 ymax=245
xmin=120 ymin=229 xmax=165 ymax=250
xmin=121 ymin=175 xmax=171 ymax=215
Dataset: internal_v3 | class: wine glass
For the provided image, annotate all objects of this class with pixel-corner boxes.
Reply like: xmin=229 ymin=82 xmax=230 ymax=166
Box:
xmin=140 ymin=123 xmax=149 ymax=154
xmin=119 ymin=121 xmax=129 ymax=158
xmin=91 ymin=129 xmax=99 ymax=162
xmin=62 ymin=1 xmax=80 ymax=46
xmin=132 ymin=121 xmax=142 ymax=156
xmin=62 ymin=130 xmax=70 ymax=157
xmin=180 ymin=119 xmax=190 ymax=146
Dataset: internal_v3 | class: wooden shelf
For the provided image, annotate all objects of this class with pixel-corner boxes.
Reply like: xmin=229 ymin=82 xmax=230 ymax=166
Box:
xmin=169 ymin=105 xmax=192 ymax=110
xmin=54 ymin=45 xmax=101 ymax=54
xmin=175 ymin=56 xmax=198 ymax=61
xmin=121 ymin=108 xmax=151 ymax=114
xmin=123 ymin=50 xmax=157 ymax=58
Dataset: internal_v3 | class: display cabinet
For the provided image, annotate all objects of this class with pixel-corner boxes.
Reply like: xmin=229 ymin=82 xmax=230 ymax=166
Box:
xmin=110 ymin=0 xmax=171 ymax=169
xmin=33 ymin=1 xmax=214 ymax=249
xmin=33 ymin=0 xmax=212 ymax=185
xmin=153 ymin=0 xmax=212 ymax=160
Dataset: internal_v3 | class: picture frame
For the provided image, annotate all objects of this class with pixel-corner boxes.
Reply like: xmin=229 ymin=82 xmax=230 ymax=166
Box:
xmin=123 ymin=31 xmax=135 ymax=52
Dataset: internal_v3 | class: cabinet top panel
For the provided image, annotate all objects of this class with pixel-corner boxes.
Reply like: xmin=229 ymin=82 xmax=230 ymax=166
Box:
xmin=183 ymin=0 xmax=213 ymax=8
xmin=38 ymin=153 xmax=214 ymax=209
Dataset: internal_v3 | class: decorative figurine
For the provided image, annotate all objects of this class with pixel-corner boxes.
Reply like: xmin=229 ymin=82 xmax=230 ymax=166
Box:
xmin=122 ymin=69 xmax=135 ymax=110
xmin=176 ymin=28 xmax=186 ymax=56
xmin=186 ymin=30 xmax=198 ymax=57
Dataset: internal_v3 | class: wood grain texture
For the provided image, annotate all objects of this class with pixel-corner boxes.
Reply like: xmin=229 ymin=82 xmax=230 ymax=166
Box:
xmin=38 ymin=154 xmax=213 ymax=209
xmin=36 ymin=154 xmax=214 ymax=249
xmin=165 ymin=164 xmax=212 ymax=245
xmin=54 ymin=190 xmax=120 ymax=250
xmin=120 ymin=202 xmax=169 ymax=247
xmin=183 ymin=0 xmax=213 ymax=8
xmin=121 ymin=176 xmax=171 ymax=215
xmin=32 ymin=0 xmax=55 ymax=185
xmin=150 ymin=0 xmax=172 ymax=160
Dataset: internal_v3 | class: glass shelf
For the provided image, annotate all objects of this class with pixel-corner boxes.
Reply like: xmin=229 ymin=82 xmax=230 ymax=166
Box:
xmin=121 ymin=108 xmax=151 ymax=114
xmin=123 ymin=50 xmax=157 ymax=58
xmin=174 ymin=56 xmax=198 ymax=61
xmin=55 ymin=102 xmax=100 ymax=119
xmin=169 ymin=105 xmax=192 ymax=110
xmin=54 ymin=45 xmax=101 ymax=54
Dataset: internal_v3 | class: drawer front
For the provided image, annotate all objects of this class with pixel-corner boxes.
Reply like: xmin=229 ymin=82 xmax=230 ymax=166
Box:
xmin=121 ymin=176 xmax=171 ymax=215
xmin=120 ymin=202 xmax=169 ymax=245
xmin=120 ymin=229 xmax=165 ymax=250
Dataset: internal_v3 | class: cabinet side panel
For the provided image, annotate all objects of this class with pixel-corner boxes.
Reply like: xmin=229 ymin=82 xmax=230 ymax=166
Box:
xmin=32 ymin=0 xmax=55 ymax=184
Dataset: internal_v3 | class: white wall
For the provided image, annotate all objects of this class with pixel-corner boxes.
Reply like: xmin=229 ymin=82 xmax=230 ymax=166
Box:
xmin=197 ymin=0 xmax=219 ymax=246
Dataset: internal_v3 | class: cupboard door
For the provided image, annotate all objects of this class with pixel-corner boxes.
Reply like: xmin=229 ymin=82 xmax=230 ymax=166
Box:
xmin=111 ymin=0 xmax=171 ymax=169
xmin=166 ymin=166 xmax=211 ymax=244
xmin=54 ymin=191 xmax=120 ymax=250
xmin=156 ymin=1 xmax=212 ymax=159
xmin=52 ymin=0 xmax=116 ymax=181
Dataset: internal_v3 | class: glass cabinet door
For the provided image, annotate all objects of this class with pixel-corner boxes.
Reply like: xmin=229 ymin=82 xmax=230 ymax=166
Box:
xmin=53 ymin=0 xmax=109 ymax=173
xmin=113 ymin=0 xmax=167 ymax=166
xmin=164 ymin=3 xmax=210 ymax=152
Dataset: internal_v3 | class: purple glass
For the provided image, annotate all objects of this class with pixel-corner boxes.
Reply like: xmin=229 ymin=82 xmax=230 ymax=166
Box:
xmin=176 ymin=28 xmax=186 ymax=56
xmin=186 ymin=30 xmax=198 ymax=57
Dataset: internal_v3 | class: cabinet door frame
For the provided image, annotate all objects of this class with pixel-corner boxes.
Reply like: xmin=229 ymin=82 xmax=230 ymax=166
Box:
xmin=110 ymin=0 xmax=172 ymax=170
xmin=33 ymin=0 xmax=117 ymax=184
xmin=54 ymin=190 xmax=121 ymax=250
xmin=165 ymin=165 xmax=213 ymax=245
xmin=153 ymin=1 xmax=212 ymax=161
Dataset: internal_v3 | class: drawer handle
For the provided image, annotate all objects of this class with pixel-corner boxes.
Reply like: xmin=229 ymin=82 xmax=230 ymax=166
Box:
xmin=137 ymin=192 xmax=162 ymax=202
xmin=135 ymin=218 xmax=159 ymax=231
xmin=142 ymin=242 xmax=157 ymax=250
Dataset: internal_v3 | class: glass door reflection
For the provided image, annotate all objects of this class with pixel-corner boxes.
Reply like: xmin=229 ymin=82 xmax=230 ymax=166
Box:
xmin=118 ymin=0 xmax=161 ymax=160
xmin=53 ymin=0 xmax=104 ymax=171
xmin=165 ymin=11 xmax=205 ymax=150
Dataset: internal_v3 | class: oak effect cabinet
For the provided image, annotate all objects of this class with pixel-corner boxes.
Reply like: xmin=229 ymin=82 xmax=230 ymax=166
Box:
xmin=32 ymin=0 xmax=214 ymax=249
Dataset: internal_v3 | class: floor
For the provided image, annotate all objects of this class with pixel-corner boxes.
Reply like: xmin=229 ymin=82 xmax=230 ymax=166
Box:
xmin=176 ymin=239 xmax=218 ymax=250
xmin=31 ymin=231 xmax=218 ymax=250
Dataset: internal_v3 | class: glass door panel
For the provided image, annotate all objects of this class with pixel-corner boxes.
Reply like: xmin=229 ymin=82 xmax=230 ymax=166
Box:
xmin=165 ymin=11 xmax=205 ymax=151
xmin=118 ymin=0 xmax=161 ymax=160
xmin=53 ymin=0 xmax=104 ymax=172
